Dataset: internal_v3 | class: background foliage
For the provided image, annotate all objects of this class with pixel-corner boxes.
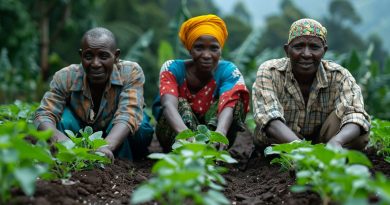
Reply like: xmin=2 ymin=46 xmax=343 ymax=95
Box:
xmin=1 ymin=0 xmax=389 ymax=119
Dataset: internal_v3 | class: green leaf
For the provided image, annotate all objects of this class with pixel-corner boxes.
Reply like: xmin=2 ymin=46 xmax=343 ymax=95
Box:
xmin=148 ymin=153 xmax=167 ymax=160
xmin=1 ymin=149 xmax=18 ymax=163
xmin=91 ymin=139 xmax=107 ymax=149
xmin=64 ymin=130 xmax=76 ymax=138
xmin=219 ymin=154 xmax=237 ymax=164
xmin=12 ymin=139 xmax=53 ymax=164
xmin=290 ymin=185 xmax=309 ymax=193
xmin=88 ymin=131 xmax=103 ymax=141
xmin=264 ymin=146 xmax=277 ymax=156
xmin=197 ymin=125 xmax=209 ymax=134
xmin=206 ymin=190 xmax=230 ymax=204
xmin=209 ymin=181 xmax=224 ymax=191
xmin=29 ymin=129 xmax=53 ymax=141
xmin=209 ymin=132 xmax=229 ymax=145
xmin=345 ymin=164 xmax=370 ymax=177
xmin=346 ymin=150 xmax=372 ymax=167
xmin=172 ymin=140 xmax=185 ymax=149
xmin=56 ymin=151 xmax=76 ymax=162
xmin=131 ymin=185 xmax=156 ymax=204
xmin=14 ymin=166 xmax=46 ymax=196
xmin=83 ymin=126 xmax=94 ymax=135
xmin=175 ymin=129 xmax=194 ymax=140
xmin=195 ymin=133 xmax=208 ymax=142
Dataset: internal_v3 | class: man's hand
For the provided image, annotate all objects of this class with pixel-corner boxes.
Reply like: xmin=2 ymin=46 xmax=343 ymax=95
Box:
xmin=38 ymin=122 xmax=70 ymax=143
xmin=52 ymin=132 xmax=70 ymax=143
xmin=327 ymin=139 xmax=343 ymax=150
xmin=97 ymin=145 xmax=115 ymax=163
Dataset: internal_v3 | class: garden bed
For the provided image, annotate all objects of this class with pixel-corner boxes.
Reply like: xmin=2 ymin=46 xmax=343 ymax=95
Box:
xmin=10 ymin=129 xmax=390 ymax=205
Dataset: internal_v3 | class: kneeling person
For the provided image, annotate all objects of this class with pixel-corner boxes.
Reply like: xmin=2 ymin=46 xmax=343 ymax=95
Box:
xmin=34 ymin=27 xmax=153 ymax=161
xmin=153 ymin=15 xmax=250 ymax=152
xmin=252 ymin=19 xmax=370 ymax=150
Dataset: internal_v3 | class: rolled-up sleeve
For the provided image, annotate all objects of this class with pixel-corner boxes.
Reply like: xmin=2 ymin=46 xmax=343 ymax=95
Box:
xmin=34 ymin=71 xmax=68 ymax=128
xmin=335 ymin=71 xmax=370 ymax=132
xmin=113 ymin=63 xmax=145 ymax=135
xmin=252 ymin=64 xmax=285 ymax=131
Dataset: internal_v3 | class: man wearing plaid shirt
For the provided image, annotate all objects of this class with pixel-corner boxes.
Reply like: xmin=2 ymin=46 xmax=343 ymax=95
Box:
xmin=252 ymin=19 xmax=370 ymax=150
xmin=34 ymin=27 xmax=153 ymax=161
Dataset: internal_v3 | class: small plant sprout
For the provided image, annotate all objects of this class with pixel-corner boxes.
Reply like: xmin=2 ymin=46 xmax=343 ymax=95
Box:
xmin=0 ymin=121 xmax=54 ymax=203
xmin=51 ymin=126 xmax=110 ymax=179
xmin=131 ymin=125 xmax=236 ymax=205
xmin=265 ymin=141 xmax=390 ymax=205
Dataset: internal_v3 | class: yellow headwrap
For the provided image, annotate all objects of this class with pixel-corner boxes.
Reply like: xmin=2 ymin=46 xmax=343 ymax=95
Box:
xmin=179 ymin=14 xmax=228 ymax=50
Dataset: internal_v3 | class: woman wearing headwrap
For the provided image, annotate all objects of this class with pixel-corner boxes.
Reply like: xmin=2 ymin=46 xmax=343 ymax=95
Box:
xmin=252 ymin=18 xmax=370 ymax=151
xmin=153 ymin=14 xmax=249 ymax=152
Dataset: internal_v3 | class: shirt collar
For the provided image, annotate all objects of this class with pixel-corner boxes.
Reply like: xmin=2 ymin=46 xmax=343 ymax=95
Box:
xmin=70 ymin=63 xmax=124 ymax=92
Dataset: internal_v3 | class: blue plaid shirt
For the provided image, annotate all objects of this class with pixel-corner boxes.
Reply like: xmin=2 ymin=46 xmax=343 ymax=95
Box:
xmin=34 ymin=60 xmax=145 ymax=134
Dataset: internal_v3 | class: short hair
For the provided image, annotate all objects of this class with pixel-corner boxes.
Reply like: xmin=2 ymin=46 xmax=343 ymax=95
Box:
xmin=81 ymin=27 xmax=117 ymax=49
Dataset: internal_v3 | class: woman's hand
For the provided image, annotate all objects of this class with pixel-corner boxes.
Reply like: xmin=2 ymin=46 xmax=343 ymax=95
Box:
xmin=97 ymin=145 xmax=115 ymax=163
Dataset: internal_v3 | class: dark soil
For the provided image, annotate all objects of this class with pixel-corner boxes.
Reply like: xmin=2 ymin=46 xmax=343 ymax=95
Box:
xmin=9 ymin=129 xmax=390 ymax=205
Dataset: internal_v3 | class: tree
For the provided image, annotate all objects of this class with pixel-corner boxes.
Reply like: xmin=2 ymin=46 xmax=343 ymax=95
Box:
xmin=25 ymin=0 xmax=102 ymax=80
xmin=223 ymin=1 xmax=252 ymax=52
xmin=257 ymin=0 xmax=305 ymax=52
xmin=329 ymin=0 xmax=361 ymax=25
xmin=322 ymin=0 xmax=365 ymax=53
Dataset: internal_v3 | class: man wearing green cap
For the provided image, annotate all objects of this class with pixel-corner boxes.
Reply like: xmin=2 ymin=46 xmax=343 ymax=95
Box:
xmin=252 ymin=18 xmax=370 ymax=150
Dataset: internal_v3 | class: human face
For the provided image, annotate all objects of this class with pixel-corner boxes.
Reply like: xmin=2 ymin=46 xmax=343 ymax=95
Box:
xmin=190 ymin=35 xmax=221 ymax=72
xmin=80 ymin=36 xmax=120 ymax=85
xmin=284 ymin=36 xmax=327 ymax=76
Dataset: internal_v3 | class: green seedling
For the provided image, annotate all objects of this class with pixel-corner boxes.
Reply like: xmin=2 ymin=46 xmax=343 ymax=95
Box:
xmin=0 ymin=101 xmax=38 ymax=124
xmin=51 ymin=126 xmax=110 ymax=179
xmin=0 ymin=121 xmax=54 ymax=203
xmin=369 ymin=118 xmax=390 ymax=161
xmin=131 ymin=125 xmax=235 ymax=205
xmin=266 ymin=141 xmax=390 ymax=205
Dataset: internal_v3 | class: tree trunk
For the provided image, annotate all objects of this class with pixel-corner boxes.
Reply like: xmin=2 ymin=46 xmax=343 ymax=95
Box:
xmin=40 ymin=16 xmax=49 ymax=81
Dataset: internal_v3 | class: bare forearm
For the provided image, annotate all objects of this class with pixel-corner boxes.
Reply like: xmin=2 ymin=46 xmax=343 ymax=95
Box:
xmin=161 ymin=94 xmax=188 ymax=133
xmin=163 ymin=105 xmax=188 ymax=133
xmin=265 ymin=120 xmax=300 ymax=143
xmin=105 ymin=123 xmax=131 ymax=151
xmin=328 ymin=123 xmax=361 ymax=145
xmin=38 ymin=122 xmax=69 ymax=142
xmin=215 ymin=107 xmax=233 ymax=136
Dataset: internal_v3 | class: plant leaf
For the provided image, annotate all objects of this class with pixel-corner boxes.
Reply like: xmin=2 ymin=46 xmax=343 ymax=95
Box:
xmin=88 ymin=131 xmax=103 ymax=141
xmin=175 ymin=129 xmax=194 ymax=140
xmin=130 ymin=185 xmax=155 ymax=204
xmin=209 ymin=132 xmax=229 ymax=145
xmin=197 ymin=125 xmax=209 ymax=134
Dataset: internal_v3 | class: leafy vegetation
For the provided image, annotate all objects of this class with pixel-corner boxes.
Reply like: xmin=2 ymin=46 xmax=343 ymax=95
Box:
xmin=0 ymin=102 xmax=110 ymax=201
xmin=51 ymin=126 xmax=110 ymax=179
xmin=0 ymin=100 xmax=38 ymax=124
xmin=131 ymin=125 xmax=236 ymax=205
xmin=0 ymin=121 xmax=53 ymax=203
xmin=368 ymin=119 xmax=390 ymax=163
xmin=265 ymin=141 xmax=390 ymax=205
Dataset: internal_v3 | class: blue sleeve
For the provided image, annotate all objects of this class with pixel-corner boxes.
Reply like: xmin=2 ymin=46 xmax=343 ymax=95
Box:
xmin=214 ymin=61 xmax=244 ymax=96
xmin=160 ymin=59 xmax=186 ymax=86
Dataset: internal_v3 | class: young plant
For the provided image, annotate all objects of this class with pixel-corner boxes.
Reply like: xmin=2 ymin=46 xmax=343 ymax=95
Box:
xmin=51 ymin=126 xmax=110 ymax=179
xmin=131 ymin=125 xmax=236 ymax=205
xmin=368 ymin=118 xmax=390 ymax=162
xmin=0 ymin=121 xmax=54 ymax=203
xmin=0 ymin=101 xmax=38 ymax=124
xmin=265 ymin=141 xmax=390 ymax=205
